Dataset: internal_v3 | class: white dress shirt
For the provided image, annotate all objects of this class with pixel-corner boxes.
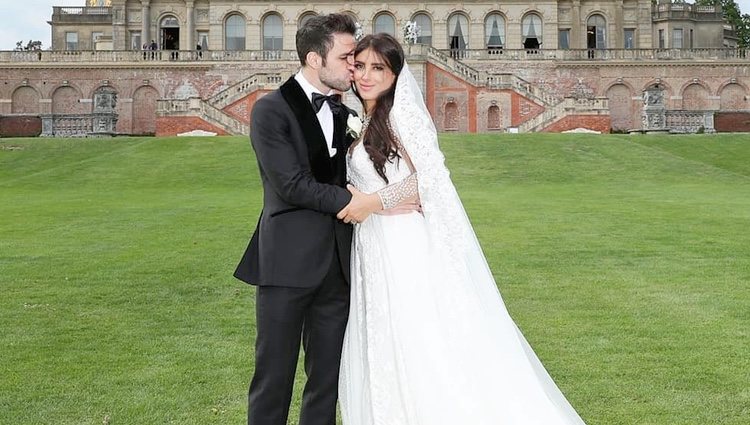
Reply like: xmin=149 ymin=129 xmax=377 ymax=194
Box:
xmin=294 ymin=71 xmax=337 ymax=157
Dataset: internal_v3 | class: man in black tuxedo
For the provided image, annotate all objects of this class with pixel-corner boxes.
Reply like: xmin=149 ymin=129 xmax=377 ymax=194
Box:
xmin=234 ymin=14 xmax=377 ymax=425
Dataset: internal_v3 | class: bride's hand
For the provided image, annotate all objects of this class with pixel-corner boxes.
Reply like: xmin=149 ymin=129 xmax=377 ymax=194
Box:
xmin=375 ymin=201 xmax=422 ymax=216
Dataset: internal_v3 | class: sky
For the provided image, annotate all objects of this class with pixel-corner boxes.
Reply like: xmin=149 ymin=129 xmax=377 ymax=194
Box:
xmin=1 ymin=0 xmax=749 ymax=51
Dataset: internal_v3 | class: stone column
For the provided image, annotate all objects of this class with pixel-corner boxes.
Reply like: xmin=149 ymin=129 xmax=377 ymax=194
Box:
xmin=615 ymin=0 xmax=624 ymax=48
xmin=186 ymin=1 xmax=195 ymax=51
xmin=571 ymin=0 xmax=581 ymax=49
xmin=141 ymin=0 xmax=151 ymax=47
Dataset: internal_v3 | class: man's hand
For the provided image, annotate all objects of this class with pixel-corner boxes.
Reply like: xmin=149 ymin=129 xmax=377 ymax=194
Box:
xmin=337 ymin=184 xmax=382 ymax=224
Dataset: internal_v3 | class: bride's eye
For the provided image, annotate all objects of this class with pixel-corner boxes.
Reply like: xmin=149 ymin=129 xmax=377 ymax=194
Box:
xmin=354 ymin=63 xmax=365 ymax=71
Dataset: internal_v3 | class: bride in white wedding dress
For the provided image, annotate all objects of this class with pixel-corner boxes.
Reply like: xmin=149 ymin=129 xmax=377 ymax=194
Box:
xmin=336 ymin=34 xmax=587 ymax=425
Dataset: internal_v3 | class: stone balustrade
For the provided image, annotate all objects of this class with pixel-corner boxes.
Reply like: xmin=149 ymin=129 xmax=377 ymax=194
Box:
xmin=665 ymin=111 xmax=715 ymax=133
xmin=2 ymin=48 xmax=749 ymax=65
xmin=40 ymin=114 xmax=92 ymax=137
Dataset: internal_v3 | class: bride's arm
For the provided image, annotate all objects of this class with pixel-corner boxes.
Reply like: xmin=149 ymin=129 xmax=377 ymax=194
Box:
xmin=376 ymin=172 xmax=419 ymax=210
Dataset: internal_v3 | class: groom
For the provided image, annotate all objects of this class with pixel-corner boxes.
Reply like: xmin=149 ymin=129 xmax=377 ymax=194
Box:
xmin=234 ymin=13 xmax=365 ymax=425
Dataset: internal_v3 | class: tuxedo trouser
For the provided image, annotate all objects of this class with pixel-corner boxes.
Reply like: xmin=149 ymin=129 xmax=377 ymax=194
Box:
xmin=248 ymin=252 xmax=349 ymax=425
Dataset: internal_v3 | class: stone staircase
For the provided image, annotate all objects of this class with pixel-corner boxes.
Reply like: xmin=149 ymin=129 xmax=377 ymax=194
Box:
xmin=158 ymin=46 xmax=600 ymax=135
xmin=414 ymin=44 xmax=605 ymax=132
xmin=158 ymin=72 xmax=291 ymax=135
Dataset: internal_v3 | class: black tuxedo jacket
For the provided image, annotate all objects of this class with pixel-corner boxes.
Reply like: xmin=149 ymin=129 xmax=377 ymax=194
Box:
xmin=234 ymin=76 xmax=354 ymax=287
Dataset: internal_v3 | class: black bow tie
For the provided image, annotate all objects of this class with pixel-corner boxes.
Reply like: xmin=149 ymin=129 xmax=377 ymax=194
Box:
xmin=311 ymin=92 xmax=342 ymax=114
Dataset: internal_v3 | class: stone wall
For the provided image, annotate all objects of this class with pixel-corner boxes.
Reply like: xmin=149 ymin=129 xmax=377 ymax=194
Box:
xmin=2 ymin=56 xmax=748 ymax=136
xmin=0 ymin=116 xmax=42 ymax=137
xmin=714 ymin=112 xmax=750 ymax=132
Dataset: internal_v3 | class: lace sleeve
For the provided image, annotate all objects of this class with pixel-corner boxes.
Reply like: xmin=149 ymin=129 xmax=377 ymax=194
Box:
xmin=376 ymin=172 xmax=419 ymax=210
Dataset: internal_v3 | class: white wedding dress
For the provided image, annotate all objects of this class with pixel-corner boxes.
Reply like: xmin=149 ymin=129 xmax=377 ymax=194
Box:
xmin=339 ymin=64 xmax=586 ymax=425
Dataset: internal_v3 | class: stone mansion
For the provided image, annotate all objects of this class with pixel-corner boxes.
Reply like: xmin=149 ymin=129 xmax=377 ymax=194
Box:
xmin=0 ymin=0 xmax=748 ymax=137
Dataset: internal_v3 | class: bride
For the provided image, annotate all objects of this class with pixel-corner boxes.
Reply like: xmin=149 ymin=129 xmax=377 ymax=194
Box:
xmin=336 ymin=33 xmax=587 ymax=424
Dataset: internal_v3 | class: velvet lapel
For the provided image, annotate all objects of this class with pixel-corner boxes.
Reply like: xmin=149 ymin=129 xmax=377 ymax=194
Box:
xmin=279 ymin=76 xmax=333 ymax=183
xmin=332 ymin=109 xmax=349 ymax=185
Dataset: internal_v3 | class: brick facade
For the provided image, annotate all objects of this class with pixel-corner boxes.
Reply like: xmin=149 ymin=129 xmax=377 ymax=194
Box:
xmin=714 ymin=112 xmax=750 ymax=132
xmin=542 ymin=115 xmax=612 ymax=133
xmin=1 ymin=58 xmax=748 ymax=136
xmin=0 ymin=116 xmax=42 ymax=137
xmin=155 ymin=116 xmax=229 ymax=137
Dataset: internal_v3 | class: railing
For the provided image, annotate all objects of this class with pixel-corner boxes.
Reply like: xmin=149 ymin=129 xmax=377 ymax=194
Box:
xmin=665 ymin=110 xmax=715 ymax=133
xmin=486 ymin=73 xmax=559 ymax=106
xmin=445 ymin=48 xmax=749 ymax=61
xmin=421 ymin=45 xmax=482 ymax=84
xmin=208 ymin=72 xmax=286 ymax=110
xmin=518 ymin=97 xmax=609 ymax=133
xmin=0 ymin=49 xmax=300 ymax=63
xmin=652 ymin=3 xmax=723 ymax=20
xmin=3 ymin=48 xmax=750 ymax=64
xmin=40 ymin=114 xmax=92 ymax=137
xmin=51 ymin=6 xmax=112 ymax=23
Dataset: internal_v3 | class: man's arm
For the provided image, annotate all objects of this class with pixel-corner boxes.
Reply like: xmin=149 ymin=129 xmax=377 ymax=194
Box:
xmin=251 ymin=98 xmax=351 ymax=215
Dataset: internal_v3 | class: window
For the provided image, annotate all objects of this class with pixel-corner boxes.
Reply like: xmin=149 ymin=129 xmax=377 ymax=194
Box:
xmin=485 ymin=13 xmax=505 ymax=50
xmin=225 ymin=14 xmax=246 ymax=50
xmin=521 ymin=14 xmax=542 ymax=49
xmin=448 ymin=13 xmax=469 ymax=53
xmin=262 ymin=14 xmax=283 ymax=50
xmin=624 ymin=28 xmax=635 ymax=49
xmin=658 ymin=29 xmax=665 ymax=49
xmin=130 ymin=31 xmax=141 ymax=51
xmin=689 ymin=29 xmax=694 ymax=49
xmin=92 ymin=32 xmax=104 ymax=50
xmin=299 ymin=12 xmax=317 ymax=29
xmin=65 ymin=32 xmax=78 ymax=50
xmin=374 ymin=13 xmax=395 ymax=36
xmin=558 ymin=29 xmax=570 ymax=49
xmin=586 ymin=14 xmax=606 ymax=49
xmin=197 ymin=31 xmax=209 ymax=51
xmin=673 ymin=28 xmax=683 ymax=49
xmin=412 ymin=13 xmax=432 ymax=45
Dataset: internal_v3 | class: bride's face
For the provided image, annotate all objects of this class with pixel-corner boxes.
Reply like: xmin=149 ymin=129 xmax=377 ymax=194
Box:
xmin=353 ymin=48 xmax=396 ymax=108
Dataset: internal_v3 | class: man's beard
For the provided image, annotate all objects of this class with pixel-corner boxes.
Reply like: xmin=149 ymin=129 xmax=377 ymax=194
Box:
xmin=319 ymin=67 xmax=351 ymax=92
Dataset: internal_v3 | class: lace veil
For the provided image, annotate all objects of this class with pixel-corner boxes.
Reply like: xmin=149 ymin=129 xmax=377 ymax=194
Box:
xmin=388 ymin=63 xmax=587 ymax=424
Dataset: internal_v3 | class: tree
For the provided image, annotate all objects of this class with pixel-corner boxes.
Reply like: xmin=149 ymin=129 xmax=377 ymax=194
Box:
xmin=14 ymin=40 xmax=43 ymax=51
xmin=696 ymin=0 xmax=750 ymax=47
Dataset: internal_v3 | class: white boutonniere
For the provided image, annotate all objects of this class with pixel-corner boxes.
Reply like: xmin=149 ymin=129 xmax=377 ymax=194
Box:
xmin=346 ymin=114 xmax=363 ymax=139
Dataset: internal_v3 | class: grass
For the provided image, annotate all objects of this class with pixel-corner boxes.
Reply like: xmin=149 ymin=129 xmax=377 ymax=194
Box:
xmin=1 ymin=133 xmax=748 ymax=424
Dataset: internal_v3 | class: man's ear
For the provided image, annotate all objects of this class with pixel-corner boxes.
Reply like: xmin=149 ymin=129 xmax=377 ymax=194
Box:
xmin=306 ymin=52 xmax=321 ymax=69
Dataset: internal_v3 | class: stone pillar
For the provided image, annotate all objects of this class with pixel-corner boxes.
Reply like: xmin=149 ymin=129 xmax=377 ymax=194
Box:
xmin=141 ymin=0 xmax=151 ymax=47
xmin=615 ymin=0 xmax=624 ymax=48
xmin=186 ymin=1 xmax=195 ymax=51
xmin=571 ymin=0 xmax=581 ymax=49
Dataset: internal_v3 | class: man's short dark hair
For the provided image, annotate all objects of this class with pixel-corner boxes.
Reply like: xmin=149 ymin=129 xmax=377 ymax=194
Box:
xmin=296 ymin=13 xmax=357 ymax=66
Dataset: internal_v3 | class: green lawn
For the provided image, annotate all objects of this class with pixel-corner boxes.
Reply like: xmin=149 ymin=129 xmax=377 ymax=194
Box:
xmin=1 ymin=134 xmax=748 ymax=424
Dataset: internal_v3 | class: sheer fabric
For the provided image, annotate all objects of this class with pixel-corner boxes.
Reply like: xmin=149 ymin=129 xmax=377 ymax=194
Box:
xmin=339 ymin=63 xmax=586 ymax=425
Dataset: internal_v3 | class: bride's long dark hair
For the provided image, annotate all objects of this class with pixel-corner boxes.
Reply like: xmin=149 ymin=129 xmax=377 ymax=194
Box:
xmin=352 ymin=33 xmax=405 ymax=184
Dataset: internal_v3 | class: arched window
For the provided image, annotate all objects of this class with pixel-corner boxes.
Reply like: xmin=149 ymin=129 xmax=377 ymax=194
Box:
xmin=444 ymin=101 xmax=459 ymax=130
xmin=521 ymin=13 xmax=542 ymax=50
xmin=488 ymin=104 xmax=501 ymax=129
xmin=160 ymin=15 xmax=180 ymax=50
xmin=225 ymin=14 xmax=246 ymax=51
xmin=587 ymin=14 xmax=606 ymax=49
xmin=485 ymin=13 xmax=505 ymax=50
xmin=298 ymin=12 xmax=317 ymax=29
xmin=412 ymin=13 xmax=432 ymax=45
xmin=448 ymin=13 xmax=469 ymax=56
xmin=374 ymin=13 xmax=395 ymax=36
xmin=263 ymin=13 xmax=283 ymax=51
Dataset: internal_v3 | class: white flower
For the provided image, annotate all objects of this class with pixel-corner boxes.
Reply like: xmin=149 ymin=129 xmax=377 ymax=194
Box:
xmin=354 ymin=22 xmax=365 ymax=41
xmin=402 ymin=21 xmax=421 ymax=44
xmin=347 ymin=114 xmax=363 ymax=139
